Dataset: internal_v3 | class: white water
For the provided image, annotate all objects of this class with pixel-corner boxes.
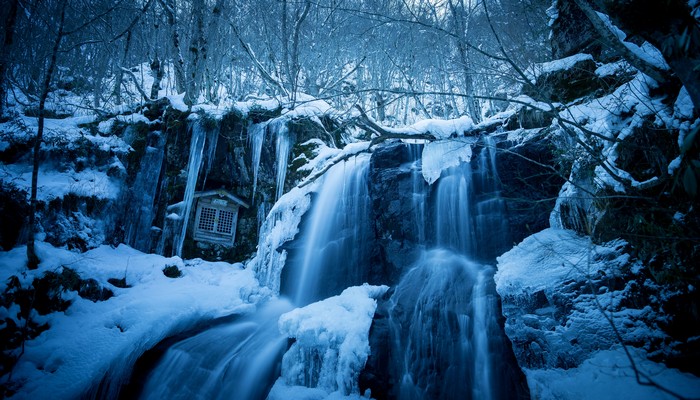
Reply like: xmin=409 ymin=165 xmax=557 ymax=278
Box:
xmin=435 ymin=161 xmax=476 ymax=254
xmin=387 ymin=136 xmax=520 ymax=399
xmin=389 ymin=250 xmax=497 ymax=400
xmin=285 ymin=153 xmax=373 ymax=305
xmin=140 ymin=299 xmax=293 ymax=400
xmin=409 ymin=144 xmax=427 ymax=243
xmin=140 ymin=152 xmax=374 ymax=400
xmin=174 ymin=122 xmax=207 ymax=257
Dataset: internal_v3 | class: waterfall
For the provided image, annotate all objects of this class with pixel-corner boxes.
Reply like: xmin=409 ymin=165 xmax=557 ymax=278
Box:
xmin=138 ymin=153 xmax=374 ymax=400
xmin=388 ymin=250 xmax=497 ymax=400
xmin=174 ymin=122 xmax=207 ymax=257
xmin=139 ymin=299 xmax=294 ymax=400
xmin=283 ymin=153 xmax=373 ymax=305
xmin=386 ymin=136 xmax=524 ymax=399
xmin=409 ymin=144 xmax=426 ymax=243
xmin=124 ymin=131 xmax=165 ymax=252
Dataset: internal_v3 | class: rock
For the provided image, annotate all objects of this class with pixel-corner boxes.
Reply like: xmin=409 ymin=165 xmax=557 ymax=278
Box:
xmin=523 ymin=54 xmax=602 ymax=103
xmin=368 ymin=142 xmax=426 ymax=284
xmin=550 ymin=0 xmax=604 ymax=59
xmin=497 ymin=135 xmax=567 ymax=245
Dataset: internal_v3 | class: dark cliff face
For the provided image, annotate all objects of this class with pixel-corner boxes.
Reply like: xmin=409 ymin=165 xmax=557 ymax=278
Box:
xmin=368 ymin=142 xmax=427 ymax=286
xmin=496 ymin=136 xmax=568 ymax=247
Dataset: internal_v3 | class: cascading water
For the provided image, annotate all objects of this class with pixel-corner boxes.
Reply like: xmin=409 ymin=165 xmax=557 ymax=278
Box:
xmin=138 ymin=153 xmax=374 ymax=400
xmin=408 ymin=144 xmax=427 ymax=243
xmin=284 ymin=153 xmax=373 ymax=305
xmin=387 ymin=136 xmax=526 ymax=399
xmin=139 ymin=299 xmax=294 ymax=400
xmin=388 ymin=250 xmax=498 ymax=400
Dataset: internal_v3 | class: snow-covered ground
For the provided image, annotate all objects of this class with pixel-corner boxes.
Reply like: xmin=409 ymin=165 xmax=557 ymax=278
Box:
xmin=0 ymin=242 xmax=261 ymax=399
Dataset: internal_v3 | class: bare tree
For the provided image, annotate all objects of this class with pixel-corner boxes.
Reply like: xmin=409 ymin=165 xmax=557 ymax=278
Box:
xmin=27 ymin=0 xmax=69 ymax=270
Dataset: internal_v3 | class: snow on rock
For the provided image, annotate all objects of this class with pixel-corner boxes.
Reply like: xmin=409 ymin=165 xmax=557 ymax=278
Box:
xmin=495 ymin=229 xmax=700 ymax=399
xmin=247 ymin=184 xmax=313 ymax=294
xmin=377 ymin=115 xmax=475 ymax=140
xmin=2 ymin=242 xmax=259 ymax=399
xmin=525 ymin=53 xmax=594 ymax=82
xmin=421 ymin=138 xmax=475 ymax=184
xmin=271 ymin=284 xmax=389 ymax=399
xmin=3 ymin=163 xmax=121 ymax=201
xmin=527 ymin=347 xmax=700 ymax=400
xmin=495 ymin=228 xmax=596 ymax=296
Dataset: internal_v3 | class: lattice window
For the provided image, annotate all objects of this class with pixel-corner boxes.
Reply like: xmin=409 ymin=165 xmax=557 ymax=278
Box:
xmin=198 ymin=207 xmax=217 ymax=232
xmin=217 ymin=209 xmax=235 ymax=234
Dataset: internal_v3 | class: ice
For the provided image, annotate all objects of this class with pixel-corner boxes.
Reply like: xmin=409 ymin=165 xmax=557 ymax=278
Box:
xmin=174 ymin=122 xmax=207 ymax=257
xmin=421 ymin=138 xmax=475 ymax=184
xmin=274 ymin=284 xmax=389 ymax=397
xmin=248 ymin=121 xmax=267 ymax=199
xmin=273 ymin=118 xmax=292 ymax=200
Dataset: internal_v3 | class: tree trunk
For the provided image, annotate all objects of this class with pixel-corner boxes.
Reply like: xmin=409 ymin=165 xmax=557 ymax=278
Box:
xmin=0 ymin=0 xmax=19 ymax=116
xmin=159 ymin=0 xmax=187 ymax=99
xmin=150 ymin=56 xmax=164 ymax=99
xmin=112 ymin=30 xmax=132 ymax=105
xmin=27 ymin=0 xmax=67 ymax=270
xmin=593 ymin=0 xmax=700 ymax=114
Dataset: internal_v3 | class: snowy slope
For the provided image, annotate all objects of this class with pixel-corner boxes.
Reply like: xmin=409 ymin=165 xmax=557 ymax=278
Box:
xmin=0 ymin=242 xmax=261 ymax=399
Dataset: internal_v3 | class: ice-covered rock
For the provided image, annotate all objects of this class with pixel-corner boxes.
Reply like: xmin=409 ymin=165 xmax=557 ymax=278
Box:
xmin=272 ymin=284 xmax=389 ymax=398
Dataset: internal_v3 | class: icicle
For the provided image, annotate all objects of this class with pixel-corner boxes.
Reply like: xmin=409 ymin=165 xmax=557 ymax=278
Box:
xmin=124 ymin=131 xmax=165 ymax=252
xmin=201 ymin=125 xmax=220 ymax=188
xmin=174 ymin=122 xmax=207 ymax=257
xmin=248 ymin=121 xmax=267 ymax=201
xmin=273 ymin=119 xmax=292 ymax=200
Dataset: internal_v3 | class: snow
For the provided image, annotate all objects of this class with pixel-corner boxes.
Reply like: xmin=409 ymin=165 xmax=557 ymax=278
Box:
xmin=421 ymin=138 xmax=475 ymax=184
xmin=496 ymin=228 xmax=700 ymax=399
xmin=595 ymin=61 xmax=633 ymax=78
xmin=526 ymin=347 xmax=700 ymax=400
xmin=376 ymin=115 xmax=475 ymax=140
xmin=271 ymin=284 xmax=389 ymax=399
xmin=167 ymin=93 xmax=189 ymax=112
xmin=1 ymin=242 xmax=260 ymax=399
xmin=526 ymin=53 xmax=594 ymax=82
xmin=495 ymin=228 xmax=597 ymax=295
xmin=595 ymin=11 xmax=670 ymax=71
xmin=674 ymin=87 xmax=695 ymax=120
xmin=2 ymin=163 xmax=121 ymax=201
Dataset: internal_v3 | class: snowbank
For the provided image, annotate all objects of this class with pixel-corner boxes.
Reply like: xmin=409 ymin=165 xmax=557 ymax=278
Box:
xmin=496 ymin=229 xmax=700 ymax=399
xmin=270 ymin=284 xmax=389 ymax=399
xmin=527 ymin=347 xmax=700 ymax=400
xmin=1 ymin=242 xmax=260 ymax=399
